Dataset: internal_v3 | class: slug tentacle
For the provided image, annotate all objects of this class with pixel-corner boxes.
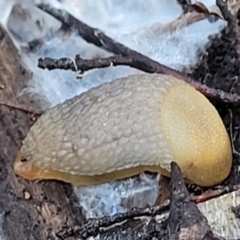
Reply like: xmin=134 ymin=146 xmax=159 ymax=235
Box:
xmin=14 ymin=74 xmax=232 ymax=187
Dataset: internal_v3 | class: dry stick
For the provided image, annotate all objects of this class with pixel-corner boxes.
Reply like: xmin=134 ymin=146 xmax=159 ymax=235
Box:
xmin=38 ymin=55 xmax=138 ymax=72
xmin=57 ymin=202 xmax=170 ymax=239
xmin=38 ymin=53 xmax=240 ymax=106
xmin=0 ymin=100 xmax=43 ymax=114
xmin=38 ymin=12 xmax=210 ymax=71
xmin=38 ymin=4 xmax=240 ymax=105
xmin=37 ymin=4 xmax=192 ymax=77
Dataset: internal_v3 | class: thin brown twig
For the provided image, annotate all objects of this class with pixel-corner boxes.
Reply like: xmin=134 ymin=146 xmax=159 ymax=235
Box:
xmin=0 ymin=100 xmax=43 ymax=114
xmin=38 ymin=55 xmax=146 ymax=73
xmin=38 ymin=54 xmax=240 ymax=106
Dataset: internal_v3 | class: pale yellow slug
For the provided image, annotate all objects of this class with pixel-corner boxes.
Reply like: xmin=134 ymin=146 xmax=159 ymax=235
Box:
xmin=13 ymin=73 xmax=232 ymax=186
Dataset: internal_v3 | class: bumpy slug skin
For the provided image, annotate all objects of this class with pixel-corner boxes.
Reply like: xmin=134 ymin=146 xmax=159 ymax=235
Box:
xmin=14 ymin=74 xmax=232 ymax=187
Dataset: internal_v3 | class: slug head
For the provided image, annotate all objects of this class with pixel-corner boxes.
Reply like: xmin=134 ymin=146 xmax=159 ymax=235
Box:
xmin=160 ymin=81 xmax=232 ymax=186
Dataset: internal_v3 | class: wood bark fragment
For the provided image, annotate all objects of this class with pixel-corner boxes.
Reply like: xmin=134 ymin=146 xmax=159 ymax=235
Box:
xmin=0 ymin=25 xmax=84 ymax=240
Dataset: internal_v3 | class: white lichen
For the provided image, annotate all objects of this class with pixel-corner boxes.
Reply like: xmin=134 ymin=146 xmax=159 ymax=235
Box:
xmin=74 ymin=174 xmax=159 ymax=218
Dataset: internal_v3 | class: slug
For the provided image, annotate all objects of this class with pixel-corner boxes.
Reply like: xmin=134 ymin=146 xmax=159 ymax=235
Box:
xmin=13 ymin=73 xmax=232 ymax=187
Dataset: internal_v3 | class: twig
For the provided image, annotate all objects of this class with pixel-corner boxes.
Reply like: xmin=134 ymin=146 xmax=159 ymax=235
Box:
xmin=37 ymin=5 xmax=192 ymax=78
xmin=38 ymin=53 xmax=240 ymax=105
xmin=37 ymin=3 xmax=240 ymax=105
xmin=56 ymin=202 xmax=170 ymax=239
xmin=38 ymin=4 xmax=142 ymax=56
xmin=38 ymin=55 xmax=145 ymax=73
xmin=0 ymin=100 xmax=43 ymax=114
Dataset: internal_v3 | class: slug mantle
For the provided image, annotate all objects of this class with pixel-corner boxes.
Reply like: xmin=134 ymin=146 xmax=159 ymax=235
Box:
xmin=14 ymin=73 xmax=232 ymax=186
